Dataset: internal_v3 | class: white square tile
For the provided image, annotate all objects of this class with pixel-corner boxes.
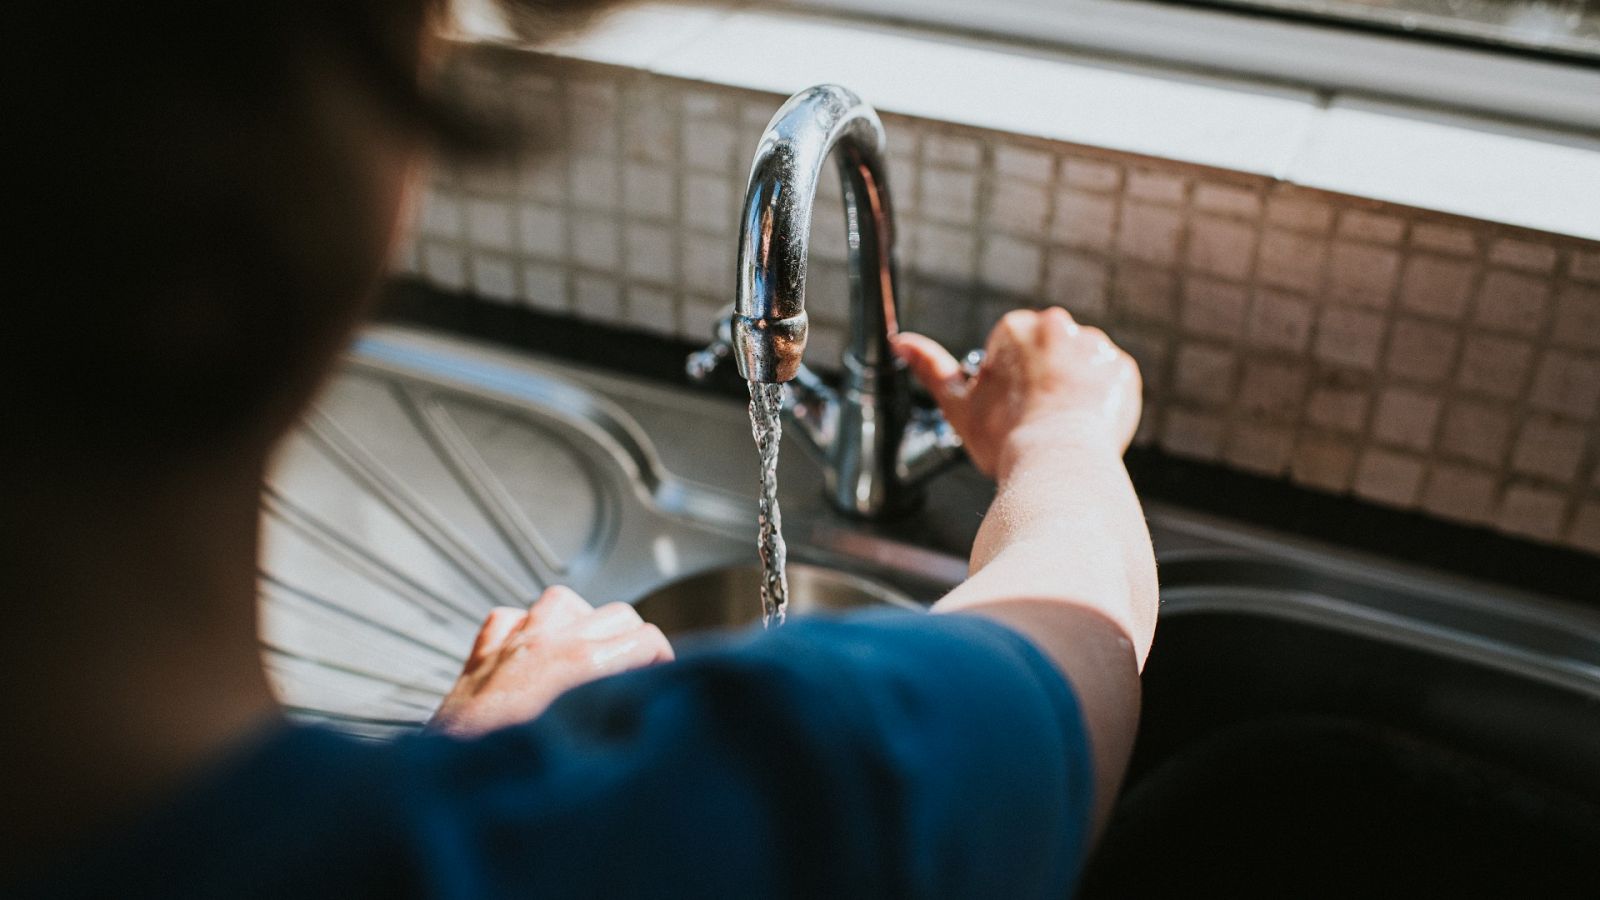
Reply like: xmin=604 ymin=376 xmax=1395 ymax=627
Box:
xmin=625 ymin=285 xmax=678 ymax=333
xmin=1114 ymin=266 xmax=1176 ymax=324
xmin=621 ymin=88 xmax=678 ymax=165
xmin=682 ymin=232 xmax=734 ymax=297
xmin=1456 ymin=336 xmax=1533 ymax=400
xmin=1336 ymin=209 xmax=1406 ymax=245
xmin=1511 ymin=416 xmax=1587 ymax=482
xmin=922 ymin=132 xmax=983 ymax=169
xmin=1053 ymin=190 xmax=1118 ymax=253
xmin=807 ymin=324 xmax=848 ymax=364
xmin=1473 ymin=269 xmax=1551 ymax=336
xmin=682 ymin=173 xmax=735 ymax=236
xmin=570 ymin=213 xmax=620 ymax=270
xmin=1237 ymin=361 xmax=1308 ymax=422
xmin=1160 ymin=408 xmax=1226 ymax=461
xmin=1247 ymin=289 xmax=1314 ymax=353
xmin=994 ymin=143 xmax=1054 ymax=183
xmin=1186 ymin=217 xmax=1257 ymax=281
xmin=806 ymin=259 xmax=851 ymax=324
xmin=1384 ymin=318 xmax=1458 ymax=384
xmin=1411 ymin=222 xmax=1479 ymax=256
xmin=1572 ymin=251 xmax=1600 ymax=285
xmin=1060 ymin=158 xmax=1122 ymax=193
xmin=623 ymin=162 xmax=676 ymax=220
xmin=518 ymin=261 xmax=568 ymax=312
xmin=1173 ymin=344 xmax=1237 ymax=406
xmin=1399 ymin=254 xmax=1477 ymax=320
xmin=1117 ymin=202 xmax=1184 ymax=268
xmin=1552 ymin=283 xmax=1600 ymax=351
xmin=1126 ymin=170 xmax=1187 ymax=205
xmin=681 ymin=89 xmax=733 ymax=120
xmin=1314 ymin=307 xmax=1385 ymax=370
xmin=914 ymin=223 xmax=977 ymax=282
xmin=920 ymin=167 xmax=979 ymax=225
xmin=1257 ymin=229 xmax=1327 ymax=294
xmin=1420 ymin=462 xmax=1497 ymax=526
xmin=573 ymin=273 xmax=625 ymax=324
xmin=518 ymin=161 xmax=567 ymax=204
xmin=681 ymin=119 xmax=739 ymax=174
xmin=888 ymin=157 xmax=919 ymax=214
xmin=1327 ymin=241 xmax=1400 ymax=308
xmin=810 ymin=203 xmax=850 ymax=263
xmin=1489 ymin=238 xmax=1558 ymax=273
xmin=518 ymin=204 xmax=566 ymax=260
xmin=1225 ymin=422 xmax=1295 ymax=475
xmin=465 ymin=198 xmax=515 ymax=252
xmin=1497 ymin=485 xmax=1568 ymax=541
xmin=1528 ymin=350 xmax=1600 ymax=417
xmin=623 ymin=223 xmax=676 ymax=284
xmin=1045 ymin=251 xmax=1109 ymax=320
xmin=1180 ymin=277 xmax=1249 ymax=339
xmin=420 ymin=191 xmax=463 ymax=239
xmin=1353 ymin=449 xmax=1425 ymax=508
xmin=1372 ymin=387 xmax=1442 ymax=451
xmin=1306 ymin=385 xmax=1370 ymax=434
xmin=678 ymin=294 xmax=726 ymax=340
xmin=1438 ymin=400 xmax=1513 ymax=466
xmin=1290 ymin=436 xmax=1358 ymax=493
xmin=1112 ymin=324 xmax=1170 ymax=387
xmin=1566 ymin=502 xmax=1600 ymax=555
xmin=420 ymin=243 xmax=467 ymax=290
xmin=469 ymin=253 xmax=517 ymax=302
xmin=980 ymin=236 xmax=1044 ymax=296
xmin=985 ymin=179 xmax=1050 ymax=238
xmin=1192 ymin=182 xmax=1261 ymax=219
xmin=1265 ymin=194 xmax=1334 ymax=233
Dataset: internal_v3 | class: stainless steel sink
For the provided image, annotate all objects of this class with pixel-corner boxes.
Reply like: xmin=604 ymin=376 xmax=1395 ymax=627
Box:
xmin=632 ymin=563 xmax=916 ymax=638
xmin=260 ymin=319 xmax=1600 ymax=862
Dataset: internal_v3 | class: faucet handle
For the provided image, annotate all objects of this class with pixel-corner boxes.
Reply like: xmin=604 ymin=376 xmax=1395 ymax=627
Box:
xmin=896 ymin=402 xmax=965 ymax=485
xmin=685 ymin=312 xmax=735 ymax=383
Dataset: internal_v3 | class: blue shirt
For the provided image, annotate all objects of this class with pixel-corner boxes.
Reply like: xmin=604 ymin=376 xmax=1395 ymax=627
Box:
xmin=19 ymin=612 xmax=1093 ymax=898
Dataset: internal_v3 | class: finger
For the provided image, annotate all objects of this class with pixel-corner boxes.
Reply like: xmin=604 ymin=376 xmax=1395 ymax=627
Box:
xmin=1038 ymin=307 xmax=1080 ymax=343
xmin=467 ymin=607 xmax=527 ymax=670
xmin=591 ymin=624 xmax=675 ymax=672
xmin=579 ymin=602 xmax=644 ymax=640
xmin=525 ymin=585 xmax=592 ymax=630
xmin=891 ymin=332 xmax=968 ymax=409
xmin=1079 ymin=326 xmax=1121 ymax=365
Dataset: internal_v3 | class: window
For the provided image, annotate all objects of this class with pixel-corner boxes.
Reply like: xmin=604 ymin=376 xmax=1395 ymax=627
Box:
xmin=782 ymin=0 xmax=1600 ymax=129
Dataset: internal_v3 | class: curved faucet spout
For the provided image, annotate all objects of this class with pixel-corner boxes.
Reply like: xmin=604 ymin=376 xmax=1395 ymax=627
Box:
xmin=732 ymin=84 xmax=898 ymax=384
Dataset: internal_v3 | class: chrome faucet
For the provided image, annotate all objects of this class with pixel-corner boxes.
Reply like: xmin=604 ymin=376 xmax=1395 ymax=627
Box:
xmin=687 ymin=84 xmax=965 ymax=519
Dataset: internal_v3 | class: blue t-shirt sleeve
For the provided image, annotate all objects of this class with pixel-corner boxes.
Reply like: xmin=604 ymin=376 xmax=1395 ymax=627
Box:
xmin=398 ymin=611 xmax=1094 ymax=899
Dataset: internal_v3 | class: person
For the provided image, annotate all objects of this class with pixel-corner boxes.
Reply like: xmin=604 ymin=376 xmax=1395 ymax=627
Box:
xmin=2 ymin=2 xmax=1157 ymax=896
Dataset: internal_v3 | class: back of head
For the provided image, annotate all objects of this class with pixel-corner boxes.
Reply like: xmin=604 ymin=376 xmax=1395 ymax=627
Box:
xmin=2 ymin=1 xmax=611 ymax=479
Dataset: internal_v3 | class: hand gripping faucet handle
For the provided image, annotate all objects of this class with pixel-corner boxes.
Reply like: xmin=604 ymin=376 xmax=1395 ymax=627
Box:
xmin=685 ymin=312 xmax=736 ymax=383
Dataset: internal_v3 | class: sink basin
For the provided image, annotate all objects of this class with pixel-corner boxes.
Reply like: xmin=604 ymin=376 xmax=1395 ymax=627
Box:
xmin=1080 ymin=557 xmax=1600 ymax=898
xmin=632 ymin=563 xmax=916 ymax=637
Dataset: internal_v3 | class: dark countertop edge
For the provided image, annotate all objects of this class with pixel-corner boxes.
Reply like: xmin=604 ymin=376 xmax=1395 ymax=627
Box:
xmin=376 ymin=279 xmax=1600 ymax=604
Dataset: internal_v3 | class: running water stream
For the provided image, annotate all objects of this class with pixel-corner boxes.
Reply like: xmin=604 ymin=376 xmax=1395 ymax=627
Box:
xmin=747 ymin=382 xmax=789 ymax=626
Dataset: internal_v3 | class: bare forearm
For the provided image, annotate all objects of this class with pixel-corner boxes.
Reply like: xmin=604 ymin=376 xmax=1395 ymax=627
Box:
xmin=932 ymin=422 xmax=1158 ymax=663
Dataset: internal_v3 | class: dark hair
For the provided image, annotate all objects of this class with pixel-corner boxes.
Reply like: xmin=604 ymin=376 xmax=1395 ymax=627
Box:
xmin=3 ymin=1 xmax=608 ymax=474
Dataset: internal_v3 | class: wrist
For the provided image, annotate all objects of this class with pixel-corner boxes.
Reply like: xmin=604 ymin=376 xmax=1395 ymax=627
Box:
xmin=997 ymin=414 xmax=1124 ymax=481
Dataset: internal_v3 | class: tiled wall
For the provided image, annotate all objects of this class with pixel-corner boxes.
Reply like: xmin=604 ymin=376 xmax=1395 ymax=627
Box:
xmin=398 ymin=46 xmax=1600 ymax=559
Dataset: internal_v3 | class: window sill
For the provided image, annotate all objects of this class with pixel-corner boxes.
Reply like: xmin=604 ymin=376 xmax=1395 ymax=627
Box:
xmin=459 ymin=1 xmax=1600 ymax=242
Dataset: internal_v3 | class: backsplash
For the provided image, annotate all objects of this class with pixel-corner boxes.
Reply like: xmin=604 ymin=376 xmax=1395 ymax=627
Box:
xmin=397 ymin=45 xmax=1600 ymax=560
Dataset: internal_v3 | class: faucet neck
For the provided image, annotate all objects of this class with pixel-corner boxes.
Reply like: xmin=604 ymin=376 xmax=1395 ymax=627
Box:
xmin=732 ymin=85 xmax=900 ymax=384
